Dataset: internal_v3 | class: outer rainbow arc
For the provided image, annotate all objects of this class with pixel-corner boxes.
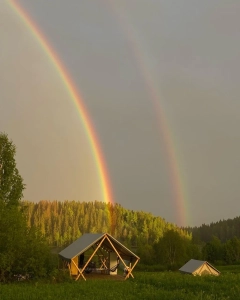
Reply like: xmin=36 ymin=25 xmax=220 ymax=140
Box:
xmin=154 ymin=103 xmax=186 ymax=227
xmin=138 ymin=65 xmax=186 ymax=227
xmin=106 ymin=1 xmax=187 ymax=226
xmin=9 ymin=0 xmax=114 ymax=206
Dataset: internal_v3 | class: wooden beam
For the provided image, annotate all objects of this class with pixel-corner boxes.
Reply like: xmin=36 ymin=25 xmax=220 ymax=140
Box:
xmin=100 ymin=257 xmax=108 ymax=270
xmin=105 ymin=235 xmax=135 ymax=279
xmin=71 ymin=258 xmax=86 ymax=281
xmin=124 ymin=258 xmax=139 ymax=280
xmin=105 ymin=235 xmax=140 ymax=280
xmin=67 ymin=262 xmax=71 ymax=271
xmin=92 ymin=245 xmax=109 ymax=271
xmin=206 ymin=264 xmax=215 ymax=275
xmin=76 ymin=235 xmax=107 ymax=280
xmin=198 ymin=263 xmax=205 ymax=275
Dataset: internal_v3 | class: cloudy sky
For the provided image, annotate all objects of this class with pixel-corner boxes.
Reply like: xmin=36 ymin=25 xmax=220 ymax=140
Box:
xmin=1 ymin=0 xmax=240 ymax=226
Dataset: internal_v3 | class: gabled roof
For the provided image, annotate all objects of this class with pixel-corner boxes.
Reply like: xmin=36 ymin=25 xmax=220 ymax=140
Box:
xmin=59 ymin=233 xmax=139 ymax=261
xmin=179 ymin=259 xmax=220 ymax=274
xmin=59 ymin=233 xmax=104 ymax=260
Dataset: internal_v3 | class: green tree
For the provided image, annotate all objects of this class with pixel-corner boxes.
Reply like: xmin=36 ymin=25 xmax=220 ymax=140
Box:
xmin=155 ymin=230 xmax=186 ymax=268
xmin=0 ymin=203 xmax=26 ymax=280
xmin=0 ymin=133 xmax=53 ymax=281
xmin=202 ymin=236 xmax=223 ymax=263
xmin=0 ymin=133 xmax=25 ymax=206
xmin=224 ymin=236 xmax=240 ymax=264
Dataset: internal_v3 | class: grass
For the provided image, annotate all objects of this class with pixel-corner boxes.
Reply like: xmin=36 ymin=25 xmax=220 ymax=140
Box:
xmin=217 ymin=264 xmax=240 ymax=274
xmin=1 ymin=271 xmax=240 ymax=300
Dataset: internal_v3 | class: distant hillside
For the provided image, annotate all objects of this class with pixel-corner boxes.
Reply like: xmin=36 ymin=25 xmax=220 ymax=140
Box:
xmin=22 ymin=200 xmax=191 ymax=247
xmin=186 ymin=216 xmax=240 ymax=243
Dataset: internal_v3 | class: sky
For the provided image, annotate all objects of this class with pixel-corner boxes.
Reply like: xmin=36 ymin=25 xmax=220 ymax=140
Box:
xmin=1 ymin=0 xmax=240 ymax=227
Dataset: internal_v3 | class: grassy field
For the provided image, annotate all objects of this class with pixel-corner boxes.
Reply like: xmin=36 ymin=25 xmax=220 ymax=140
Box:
xmin=217 ymin=264 xmax=240 ymax=273
xmin=1 ymin=271 xmax=240 ymax=300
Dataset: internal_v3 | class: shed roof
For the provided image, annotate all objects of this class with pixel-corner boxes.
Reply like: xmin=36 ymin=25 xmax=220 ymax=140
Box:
xmin=179 ymin=259 xmax=220 ymax=274
xmin=59 ymin=233 xmax=139 ymax=261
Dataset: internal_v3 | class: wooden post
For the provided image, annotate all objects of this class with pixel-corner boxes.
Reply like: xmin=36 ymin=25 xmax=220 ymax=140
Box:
xmin=71 ymin=258 xmax=86 ymax=281
xmin=92 ymin=244 xmax=109 ymax=272
xmin=75 ymin=235 xmax=107 ymax=280
xmin=105 ymin=235 xmax=140 ymax=280
xmin=105 ymin=236 xmax=128 ymax=268
xmin=124 ymin=258 xmax=139 ymax=280
xmin=100 ymin=257 xmax=108 ymax=270
xmin=105 ymin=235 xmax=136 ymax=279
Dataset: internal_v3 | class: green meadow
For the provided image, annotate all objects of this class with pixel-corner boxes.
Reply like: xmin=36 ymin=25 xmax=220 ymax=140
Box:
xmin=1 ymin=271 xmax=240 ymax=300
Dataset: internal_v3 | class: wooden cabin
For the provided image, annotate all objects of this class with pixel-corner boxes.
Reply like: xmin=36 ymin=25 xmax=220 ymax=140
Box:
xmin=59 ymin=233 xmax=140 ymax=281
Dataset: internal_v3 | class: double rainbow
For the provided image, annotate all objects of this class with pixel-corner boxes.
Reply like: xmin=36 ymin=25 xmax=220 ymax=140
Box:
xmin=8 ymin=1 xmax=187 ymax=226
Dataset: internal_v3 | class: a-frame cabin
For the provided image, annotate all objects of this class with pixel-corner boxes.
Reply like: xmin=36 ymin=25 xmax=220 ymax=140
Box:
xmin=59 ymin=233 xmax=140 ymax=281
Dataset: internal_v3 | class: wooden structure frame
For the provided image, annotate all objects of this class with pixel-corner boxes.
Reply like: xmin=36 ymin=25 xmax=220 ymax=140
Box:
xmin=59 ymin=233 xmax=140 ymax=281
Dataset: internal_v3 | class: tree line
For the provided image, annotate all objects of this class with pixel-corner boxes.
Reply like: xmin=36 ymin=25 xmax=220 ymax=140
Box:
xmin=22 ymin=199 xmax=191 ymax=248
xmin=186 ymin=218 xmax=240 ymax=243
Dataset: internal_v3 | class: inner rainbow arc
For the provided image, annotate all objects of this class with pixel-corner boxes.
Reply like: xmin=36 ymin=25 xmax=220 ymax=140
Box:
xmin=9 ymin=0 xmax=114 ymax=205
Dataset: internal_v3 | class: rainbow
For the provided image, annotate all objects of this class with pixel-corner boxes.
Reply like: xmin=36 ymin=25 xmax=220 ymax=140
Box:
xmin=8 ymin=0 xmax=114 ymax=206
xmin=106 ymin=1 xmax=187 ymax=226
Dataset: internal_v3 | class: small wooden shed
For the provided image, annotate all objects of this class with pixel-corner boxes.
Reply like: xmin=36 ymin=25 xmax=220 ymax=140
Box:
xmin=179 ymin=259 xmax=220 ymax=276
xmin=59 ymin=233 xmax=140 ymax=281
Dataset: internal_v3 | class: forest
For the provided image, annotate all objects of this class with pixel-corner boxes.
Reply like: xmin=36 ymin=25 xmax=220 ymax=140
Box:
xmin=22 ymin=199 xmax=240 ymax=267
xmin=1 ymin=132 xmax=240 ymax=282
